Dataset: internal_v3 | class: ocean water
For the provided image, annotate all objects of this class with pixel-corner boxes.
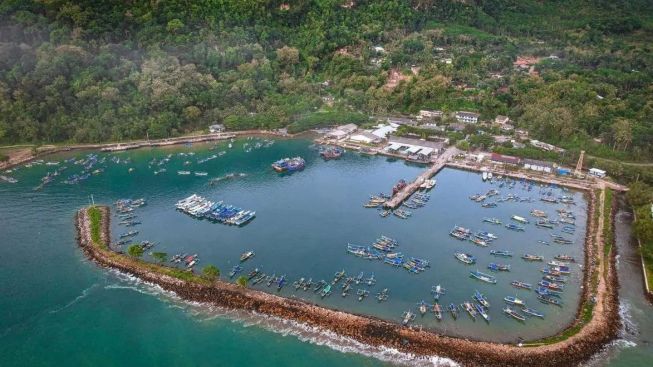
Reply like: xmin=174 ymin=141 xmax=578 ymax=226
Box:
xmin=0 ymin=137 xmax=650 ymax=366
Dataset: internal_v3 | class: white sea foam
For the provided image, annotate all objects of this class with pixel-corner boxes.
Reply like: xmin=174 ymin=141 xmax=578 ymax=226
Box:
xmin=103 ymin=267 xmax=460 ymax=366
xmin=49 ymin=283 xmax=99 ymax=313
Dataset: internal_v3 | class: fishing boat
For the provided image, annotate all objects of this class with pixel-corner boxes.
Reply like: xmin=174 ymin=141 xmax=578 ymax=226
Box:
xmin=376 ymin=288 xmax=389 ymax=302
xmin=536 ymin=221 xmax=554 ymax=229
xmin=521 ymin=254 xmax=544 ymax=261
xmin=522 ymin=307 xmax=545 ymax=318
xmin=417 ymin=300 xmax=428 ymax=316
xmin=240 ymin=251 xmax=255 ymax=262
xmin=247 ymin=268 xmax=261 ymax=280
xmin=277 ymin=275 xmax=287 ymax=290
xmin=313 ymin=280 xmax=327 ymax=293
xmin=379 ymin=210 xmax=391 ymax=217
xmin=431 ymin=284 xmax=446 ymax=300
xmin=320 ymin=284 xmax=332 ymax=298
xmin=490 ymin=250 xmax=513 ymax=257
xmin=511 ymin=215 xmax=529 ymax=224
xmin=537 ymin=294 xmax=562 ymax=306
xmin=332 ymin=270 xmax=346 ymax=284
xmin=401 ymin=311 xmax=416 ymax=326
xmin=475 ymin=303 xmax=490 ymax=322
xmin=432 ymin=303 xmax=443 ymax=320
xmin=470 ymin=270 xmax=497 ymax=284
xmin=462 ymin=302 xmax=477 ymax=319
xmin=229 ymin=265 xmax=242 ymax=278
xmin=320 ymin=146 xmax=344 ymax=160
xmin=271 ymin=157 xmax=305 ymax=172
xmin=194 ymin=171 xmax=208 ymax=176
xmin=119 ymin=230 xmax=139 ymax=238
xmin=365 ymin=273 xmax=376 ymax=286
xmin=481 ymin=202 xmax=497 ymax=208
xmin=505 ymin=223 xmax=525 ymax=231
xmin=554 ymin=254 xmax=576 ymax=262
xmin=177 ymin=170 xmax=191 ymax=175
xmin=503 ymin=307 xmax=526 ymax=321
xmin=354 ymin=271 xmax=364 ymax=285
xmin=530 ymin=209 xmax=547 ymax=217
xmin=473 ymin=290 xmax=490 ymax=308
xmin=543 ymin=274 xmax=568 ymax=283
xmin=511 ymin=281 xmax=533 ymax=290
xmin=454 ymin=252 xmax=476 ymax=265
xmin=483 ymin=217 xmax=502 ymax=225
xmin=504 ymin=296 xmax=526 ymax=306
xmin=539 ymin=280 xmax=564 ymax=292
xmin=488 ymin=263 xmax=511 ymax=272
xmin=470 ymin=237 xmax=488 ymax=247
xmin=448 ymin=304 xmax=459 ymax=319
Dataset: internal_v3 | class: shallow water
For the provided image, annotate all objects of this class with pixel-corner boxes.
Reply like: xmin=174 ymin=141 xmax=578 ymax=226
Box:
xmin=0 ymin=138 xmax=648 ymax=366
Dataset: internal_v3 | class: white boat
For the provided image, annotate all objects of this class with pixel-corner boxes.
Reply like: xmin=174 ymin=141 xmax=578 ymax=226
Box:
xmin=511 ymin=215 xmax=529 ymax=224
xmin=194 ymin=171 xmax=208 ymax=176
xmin=177 ymin=170 xmax=191 ymax=175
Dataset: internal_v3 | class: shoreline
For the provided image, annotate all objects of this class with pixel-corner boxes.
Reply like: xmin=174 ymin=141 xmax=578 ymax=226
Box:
xmin=75 ymin=195 xmax=620 ymax=366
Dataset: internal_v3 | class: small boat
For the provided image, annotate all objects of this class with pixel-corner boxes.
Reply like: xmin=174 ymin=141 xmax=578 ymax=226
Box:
xmin=320 ymin=284 xmax=332 ymax=298
xmin=470 ymin=237 xmax=488 ymax=247
xmin=503 ymin=307 xmax=526 ymax=321
xmin=462 ymin=302 xmax=477 ymax=319
xmin=511 ymin=281 xmax=533 ymax=290
xmin=481 ymin=202 xmax=497 ymax=208
xmin=483 ymin=217 xmax=502 ymax=225
xmin=277 ymin=275 xmax=287 ymax=290
xmin=455 ymin=252 xmax=476 ymax=265
xmin=511 ymin=215 xmax=529 ymax=224
xmin=194 ymin=171 xmax=208 ymax=176
xmin=247 ymin=268 xmax=261 ymax=280
xmin=504 ymin=296 xmax=526 ymax=306
xmin=536 ymin=221 xmax=554 ymax=229
xmin=355 ymin=271 xmax=364 ymax=285
xmin=490 ymin=250 xmax=513 ymax=257
xmin=365 ymin=273 xmax=376 ymax=286
xmin=357 ymin=289 xmax=370 ymax=301
xmin=229 ymin=265 xmax=243 ymax=278
xmin=448 ymin=303 xmax=459 ymax=319
xmin=470 ymin=270 xmax=497 ymax=284
xmin=119 ymin=230 xmax=139 ymax=238
xmin=537 ymin=294 xmax=562 ymax=306
xmin=488 ymin=263 xmax=511 ymax=272
xmin=473 ymin=290 xmax=490 ymax=308
xmin=177 ymin=170 xmax=191 ymax=175
xmin=240 ymin=251 xmax=255 ymax=262
xmin=475 ymin=303 xmax=490 ymax=322
xmin=521 ymin=254 xmax=544 ymax=261
xmin=432 ymin=303 xmax=443 ymax=320
xmin=332 ymin=270 xmax=346 ymax=284
xmin=522 ymin=307 xmax=545 ymax=318
xmin=376 ymin=288 xmax=389 ymax=302
xmin=431 ymin=284 xmax=446 ymax=300
xmin=417 ymin=300 xmax=428 ymax=316
xmin=402 ymin=311 xmax=416 ymax=326
xmin=505 ymin=223 xmax=525 ymax=231
xmin=554 ymin=254 xmax=576 ymax=262
xmin=313 ymin=280 xmax=327 ymax=293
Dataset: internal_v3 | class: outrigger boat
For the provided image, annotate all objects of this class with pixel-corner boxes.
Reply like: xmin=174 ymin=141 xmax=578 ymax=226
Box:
xmin=554 ymin=254 xmax=576 ymax=262
xmin=505 ymin=223 xmax=525 ymax=231
xmin=376 ymin=288 xmax=389 ymax=302
xmin=504 ymin=296 xmax=526 ymax=306
xmin=229 ymin=265 xmax=242 ymax=278
xmin=511 ymin=281 xmax=533 ymax=290
xmin=473 ymin=290 xmax=490 ymax=308
xmin=503 ymin=307 xmax=526 ymax=321
xmin=313 ymin=280 xmax=327 ymax=293
xmin=332 ymin=270 xmax=346 ymax=284
xmin=417 ymin=300 xmax=428 ymax=316
xmin=448 ymin=304 xmax=459 ymax=319
xmin=488 ymin=263 xmax=511 ymax=272
xmin=522 ymin=307 xmax=545 ymax=318
xmin=402 ymin=311 xmax=416 ymax=326
xmin=470 ymin=270 xmax=497 ymax=284
xmin=462 ymin=302 xmax=477 ymax=319
xmin=432 ymin=303 xmax=443 ymax=320
xmin=475 ymin=304 xmax=490 ymax=322
xmin=483 ymin=217 xmax=502 ymax=225
xmin=119 ymin=230 xmax=139 ymax=238
xmin=511 ymin=215 xmax=529 ymax=224
xmin=247 ymin=268 xmax=261 ymax=280
xmin=276 ymin=275 xmax=287 ymax=290
xmin=537 ymin=294 xmax=562 ymax=306
xmin=543 ymin=275 xmax=568 ymax=283
xmin=357 ymin=289 xmax=370 ymax=301
xmin=521 ymin=254 xmax=544 ymax=261
xmin=365 ymin=273 xmax=376 ymax=286
xmin=431 ymin=284 xmax=446 ymax=300
xmin=539 ymin=280 xmax=564 ymax=292
xmin=320 ymin=284 xmax=332 ymax=298
xmin=240 ymin=250 xmax=255 ymax=262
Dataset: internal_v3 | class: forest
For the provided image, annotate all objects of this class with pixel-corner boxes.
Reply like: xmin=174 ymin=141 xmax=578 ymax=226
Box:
xmin=0 ymin=0 xmax=651 ymax=161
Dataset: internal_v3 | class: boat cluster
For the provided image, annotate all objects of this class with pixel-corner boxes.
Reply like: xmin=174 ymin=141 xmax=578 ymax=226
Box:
xmin=346 ymin=235 xmax=430 ymax=274
xmin=271 ymin=157 xmax=305 ymax=173
xmin=319 ymin=146 xmax=344 ymax=160
xmin=175 ymin=194 xmax=256 ymax=226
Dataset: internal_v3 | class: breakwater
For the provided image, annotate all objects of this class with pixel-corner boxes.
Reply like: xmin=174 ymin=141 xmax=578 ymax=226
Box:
xmin=76 ymin=196 xmax=620 ymax=366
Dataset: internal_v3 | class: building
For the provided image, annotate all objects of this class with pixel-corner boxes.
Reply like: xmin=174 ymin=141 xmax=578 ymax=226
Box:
xmin=530 ymin=139 xmax=565 ymax=153
xmin=455 ymin=111 xmax=480 ymax=124
xmin=494 ymin=115 xmax=510 ymax=125
xmin=349 ymin=131 xmax=382 ymax=144
xmin=417 ymin=110 xmax=443 ymax=121
xmin=325 ymin=123 xmax=358 ymax=140
xmin=589 ymin=168 xmax=607 ymax=178
xmin=386 ymin=117 xmax=418 ymax=126
xmin=447 ymin=123 xmax=466 ymax=132
xmin=490 ymin=153 xmax=521 ymax=165
xmin=209 ymin=124 xmax=225 ymax=133
xmin=523 ymin=159 xmax=553 ymax=173
xmin=371 ymin=124 xmax=398 ymax=139
xmin=385 ymin=136 xmax=446 ymax=160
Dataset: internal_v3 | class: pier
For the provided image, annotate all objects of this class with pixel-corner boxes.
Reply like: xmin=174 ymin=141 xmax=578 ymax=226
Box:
xmin=384 ymin=147 xmax=458 ymax=209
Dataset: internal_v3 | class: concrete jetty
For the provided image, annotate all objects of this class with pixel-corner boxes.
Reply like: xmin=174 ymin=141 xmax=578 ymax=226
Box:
xmin=384 ymin=147 xmax=458 ymax=209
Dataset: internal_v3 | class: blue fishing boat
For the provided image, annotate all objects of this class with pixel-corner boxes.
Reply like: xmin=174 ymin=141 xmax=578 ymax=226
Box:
xmin=490 ymin=250 xmax=513 ymax=257
xmin=470 ymin=270 xmax=497 ymax=284
xmin=522 ymin=307 xmax=545 ymax=318
xmin=488 ymin=263 xmax=511 ymax=272
xmin=455 ymin=252 xmax=476 ymax=265
xmin=473 ymin=290 xmax=490 ymax=308
xmin=229 ymin=265 xmax=242 ymax=278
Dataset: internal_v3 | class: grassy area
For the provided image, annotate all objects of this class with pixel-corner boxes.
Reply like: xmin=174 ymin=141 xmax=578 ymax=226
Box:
xmin=87 ymin=206 xmax=105 ymax=248
xmin=603 ymin=189 xmax=614 ymax=258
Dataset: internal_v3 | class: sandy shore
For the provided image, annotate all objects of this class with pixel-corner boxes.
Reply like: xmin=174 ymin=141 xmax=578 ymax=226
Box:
xmin=75 ymin=195 xmax=620 ymax=366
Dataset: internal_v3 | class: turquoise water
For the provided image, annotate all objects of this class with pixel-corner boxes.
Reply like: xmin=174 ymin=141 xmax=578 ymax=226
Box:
xmin=0 ymin=138 xmax=650 ymax=366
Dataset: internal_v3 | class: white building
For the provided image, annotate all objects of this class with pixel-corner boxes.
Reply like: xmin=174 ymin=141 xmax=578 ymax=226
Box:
xmin=326 ymin=123 xmax=358 ymax=140
xmin=209 ymin=124 xmax=225 ymax=133
xmin=371 ymin=123 xmax=398 ymax=139
xmin=455 ymin=111 xmax=480 ymax=124
xmin=417 ymin=110 xmax=443 ymax=120
xmin=589 ymin=168 xmax=606 ymax=178
xmin=349 ymin=131 xmax=382 ymax=144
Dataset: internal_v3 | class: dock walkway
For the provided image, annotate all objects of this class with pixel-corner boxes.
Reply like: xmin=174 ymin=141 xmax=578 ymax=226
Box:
xmin=384 ymin=147 xmax=458 ymax=209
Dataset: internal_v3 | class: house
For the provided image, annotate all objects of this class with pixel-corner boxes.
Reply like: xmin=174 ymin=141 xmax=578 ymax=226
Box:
xmin=589 ymin=168 xmax=607 ymax=178
xmin=387 ymin=136 xmax=446 ymax=156
xmin=371 ymin=124 xmax=397 ymax=139
xmin=417 ymin=110 xmax=443 ymax=121
xmin=515 ymin=129 xmax=529 ymax=139
xmin=420 ymin=123 xmax=444 ymax=132
xmin=209 ymin=124 xmax=225 ymax=133
xmin=349 ymin=131 xmax=382 ymax=144
xmin=493 ymin=135 xmax=512 ymax=144
xmin=490 ymin=153 xmax=521 ymax=165
xmin=523 ymin=159 xmax=553 ymax=173
xmin=386 ymin=117 xmax=418 ymax=126
xmin=455 ymin=111 xmax=480 ymax=124
xmin=530 ymin=139 xmax=565 ymax=153
xmin=494 ymin=115 xmax=510 ymax=125
xmin=326 ymin=123 xmax=358 ymax=140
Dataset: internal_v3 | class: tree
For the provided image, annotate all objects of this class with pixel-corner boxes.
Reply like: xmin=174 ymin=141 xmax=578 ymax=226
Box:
xmin=627 ymin=182 xmax=652 ymax=207
xmin=151 ymin=252 xmax=167 ymax=263
xmin=236 ymin=275 xmax=248 ymax=287
xmin=276 ymin=46 xmax=299 ymax=66
xmin=127 ymin=244 xmax=144 ymax=258
xmin=166 ymin=19 xmax=184 ymax=33
xmin=202 ymin=265 xmax=220 ymax=281
xmin=612 ymin=118 xmax=632 ymax=151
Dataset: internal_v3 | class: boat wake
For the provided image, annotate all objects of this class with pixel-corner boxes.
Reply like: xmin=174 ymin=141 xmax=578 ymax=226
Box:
xmin=104 ymin=268 xmax=459 ymax=366
xmin=49 ymin=283 xmax=99 ymax=314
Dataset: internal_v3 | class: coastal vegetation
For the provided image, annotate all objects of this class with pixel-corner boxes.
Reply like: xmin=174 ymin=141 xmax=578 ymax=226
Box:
xmin=152 ymin=252 xmax=168 ymax=263
xmin=0 ymin=0 xmax=651 ymax=172
xmin=127 ymin=244 xmax=145 ymax=258
xmin=202 ymin=265 xmax=220 ymax=281
xmin=627 ymin=182 xmax=653 ymax=291
xmin=236 ymin=276 xmax=248 ymax=288
xmin=87 ymin=205 xmax=103 ymax=248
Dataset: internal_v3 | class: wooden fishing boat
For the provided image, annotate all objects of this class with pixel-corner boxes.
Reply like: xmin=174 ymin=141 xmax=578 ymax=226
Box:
xmin=511 ymin=281 xmax=533 ymax=290
xmin=470 ymin=270 xmax=497 ymax=284
xmin=475 ymin=303 xmax=490 ymax=322
xmin=522 ymin=307 xmax=545 ymax=318
xmin=417 ymin=300 xmax=428 ymax=316
xmin=402 ymin=311 xmax=416 ymax=326
xmin=490 ymin=250 xmax=513 ymax=257
xmin=462 ymin=302 xmax=477 ymax=319
xmin=473 ymin=290 xmax=490 ymax=308
xmin=504 ymin=296 xmax=526 ymax=306
xmin=455 ymin=252 xmax=476 ymax=265
xmin=432 ymin=303 xmax=443 ymax=320
xmin=521 ymin=254 xmax=544 ymax=261
xmin=240 ymin=250 xmax=255 ymax=262
xmin=503 ymin=307 xmax=526 ymax=321
xmin=448 ymin=303 xmax=459 ymax=319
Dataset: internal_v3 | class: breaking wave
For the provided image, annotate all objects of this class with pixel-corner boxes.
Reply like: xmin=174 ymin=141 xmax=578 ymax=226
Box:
xmin=103 ymin=268 xmax=459 ymax=366
xmin=49 ymin=283 xmax=99 ymax=314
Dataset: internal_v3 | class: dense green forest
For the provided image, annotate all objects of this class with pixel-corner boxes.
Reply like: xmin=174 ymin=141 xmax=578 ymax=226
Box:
xmin=0 ymin=0 xmax=651 ymax=160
